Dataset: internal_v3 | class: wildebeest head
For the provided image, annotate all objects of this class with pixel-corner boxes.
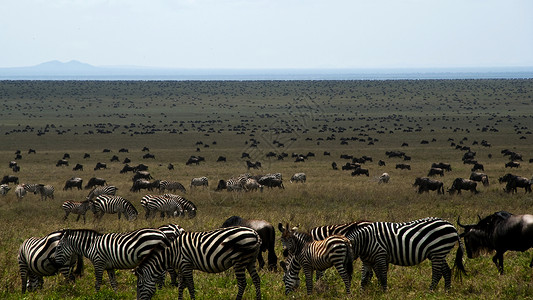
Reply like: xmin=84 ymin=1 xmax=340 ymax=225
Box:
xmin=457 ymin=211 xmax=513 ymax=258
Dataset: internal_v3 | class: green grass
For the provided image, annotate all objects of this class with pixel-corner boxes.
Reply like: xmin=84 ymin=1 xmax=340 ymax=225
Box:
xmin=1 ymin=79 xmax=533 ymax=299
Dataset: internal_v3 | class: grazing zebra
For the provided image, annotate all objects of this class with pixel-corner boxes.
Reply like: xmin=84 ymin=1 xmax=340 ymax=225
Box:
xmin=35 ymin=184 xmax=54 ymax=201
xmin=86 ymin=185 xmax=118 ymax=200
xmin=0 ymin=184 xmax=10 ymax=196
xmin=15 ymin=184 xmax=27 ymax=199
xmin=162 ymin=194 xmax=197 ymax=218
xmin=53 ymin=228 xmax=170 ymax=292
xmin=378 ymin=172 xmax=390 ymax=184
xmin=158 ymin=180 xmax=187 ymax=193
xmin=140 ymin=194 xmax=183 ymax=219
xmin=243 ymin=178 xmax=263 ymax=192
xmin=344 ymin=217 xmax=466 ymax=291
xmin=290 ymin=173 xmax=307 ymax=183
xmin=190 ymin=176 xmax=208 ymax=188
xmin=18 ymin=230 xmax=83 ymax=293
xmin=62 ymin=200 xmax=92 ymax=224
xmin=90 ymin=195 xmax=138 ymax=221
xmin=135 ymin=226 xmax=262 ymax=300
xmin=278 ymin=223 xmax=354 ymax=295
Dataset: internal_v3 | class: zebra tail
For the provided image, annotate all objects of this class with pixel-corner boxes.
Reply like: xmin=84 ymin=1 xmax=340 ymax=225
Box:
xmin=452 ymin=237 xmax=467 ymax=281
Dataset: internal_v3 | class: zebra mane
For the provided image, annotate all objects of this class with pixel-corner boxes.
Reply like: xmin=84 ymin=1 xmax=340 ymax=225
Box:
xmin=61 ymin=228 xmax=102 ymax=236
xmin=293 ymin=230 xmax=313 ymax=242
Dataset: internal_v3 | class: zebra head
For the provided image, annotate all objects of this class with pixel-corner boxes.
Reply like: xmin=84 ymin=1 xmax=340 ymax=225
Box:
xmin=279 ymin=255 xmax=301 ymax=294
xmin=135 ymin=246 xmax=167 ymax=300
xmin=278 ymin=223 xmax=302 ymax=257
xmin=52 ymin=230 xmax=75 ymax=267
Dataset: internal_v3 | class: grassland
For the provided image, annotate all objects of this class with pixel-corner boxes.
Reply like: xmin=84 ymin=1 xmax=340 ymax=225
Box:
xmin=1 ymin=79 xmax=533 ymax=299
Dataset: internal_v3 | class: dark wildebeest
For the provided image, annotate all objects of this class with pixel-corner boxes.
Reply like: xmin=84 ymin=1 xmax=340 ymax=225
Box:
xmin=216 ymin=156 xmax=227 ymax=162
xmin=134 ymin=163 xmax=149 ymax=172
xmin=470 ymin=172 xmax=489 ymax=187
xmin=427 ymin=168 xmax=444 ymax=177
xmin=62 ymin=153 xmax=70 ymax=159
xmin=143 ymin=153 xmax=155 ymax=159
xmin=378 ymin=160 xmax=386 ymax=166
xmin=241 ymin=152 xmax=251 ymax=159
xmin=56 ymin=159 xmax=69 ymax=167
xmin=258 ymin=177 xmax=284 ymax=189
xmin=221 ymin=216 xmax=278 ymax=271
xmin=395 ymin=163 xmax=411 ymax=170
xmin=120 ymin=164 xmax=136 ymax=173
xmin=431 ymin=162 xmax=452 ymax=172
xmin=351 ymin=168 xmax=369 ymax=177
xmin=448 ymin=178 xmax=479 ymax=194
xmin=341 ymin=162 xmax=361 ymax=171
xmin=94 ymin=162 xmax=107 ymax=170
xmin=72 ymin=163 xmax=83 ymax=171
xmin=1 ymin=175 xmax=19 ymax=185
xmin=132 ymin=171 xmax=152 ymax=182
xmin=130 ymin=179 xmax=159 ymax=192
xmin=83 ymin=153 xmax=90 ymax=159
xmin=332 ymin=162 xmax=338 ymax=170
xmin=499 ymin=173 xmax=532 ymax=194
xmin=84 ymin=177 xmax=107 ymax=189
xmin=186 ymin=157 xmax=200 ymax=165
xmin=110 ymin=155 xmax=119 ymax=162
xmin=246 ymin=160 xmax=262 ymax=170
xmin=471 ymin=163 xmax=484 ymax=172
xmin=413 ymin=177 xmax=444 ymax=194
xmin=458 ymin=211 xmax=533 ymax=274
xmin=167 ymin=163 xmax=174 ymax=170
xmin=505 ymin=161 xmax=520 ymax=168
xmin=63 ymin=177 xmax=83 ymax=190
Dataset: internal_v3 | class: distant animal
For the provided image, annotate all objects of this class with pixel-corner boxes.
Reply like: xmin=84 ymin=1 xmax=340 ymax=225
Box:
xmin=431 ymin=162 xmax=452 ymax=172
xmin=143 ymin=153 xmax=155 ymax=159
xmin=90 ymin=195 xmax=138 ymax=221
xmin=34 ymin=184 xmax=55 ymax=201
xmin=140 ymin=194 xmax=183 ymax=219
xmin=458 ymin=211 xmax=533 ymax=274
xmin=63 ymin=177 xmax=83 ymax=191
xmin=351 ymin=168 xmax=369 ymax=177
xmin=1 ymin=175 xmax=19 ymax=185
xmin=395 ymin=163 xmax=411 ymax=170
xmin=471 ymin=163 xmax=484 ymax=172
xmin=217 ymin=156 xmax=227 ymax=162
xmin=15 ymin=185 xmax=27 ymax=199
xmin=93 ymin=162 xmax=107 ymax=170
xmin=469 ymin=172 xmax=489 ymax=187
xmin=0 ymin=184 xmax=11 ymax=196
xmin=243 ymin=178 xmax=263 ymax=192
xmin=190 ymin=177 xmax=208 ymax=189
xmin=499 ymin=173 xmax=531 ymax=193
xmin=290 ymin=173 xmax=306 ymax=183
xmin=158 ymin=180 xmax=187 ymax=193
xmin=62 ymin=200 xmax=92 ymax=224
xmin=161 ymin=193 xmax=197 ymax=218
xmin=132 ymin=171 xmax=152 ymax=181
xmin=427 ymin=168 xmax=444 ymax=177
xmin=130 ymin=179 xmax=159 ymax=193
xmin=86 ymin=185 xmax=118 ymax=200
xmin=167 ymin=163 xmax=174 ymax=170
xmin=258 ymin=176 xmax=284 ymax=189
xmin=110 ymin=155 xmax=119 ymax=162
xmin=222 ymin=216 xmax=278 ymax=271
xmin=72 ymin=163 xmax=83 ymax=171
xmin=56 ymin=159 xmax=69 ymax=167
xmin=120 ymin=164 xmax=136 ymax=173
xmin=246 ymin=160 xmax=262 ymax=170
xmin=84 ymin=177 xmax=106 ymax=189
xmin=378 ymin=173 xmax=390 ymax=184
xmin=413 ymin=177 xmax=444 ymax=194
xmin=505 ymin=161 xmax=520 ymax=168
xmin=448 ymin=178 xmax=479 ymax=194
xmin=332 ymin=162 xmax=338 ymax=170
xmin=378 ymin=160 xmax=386 ymax=166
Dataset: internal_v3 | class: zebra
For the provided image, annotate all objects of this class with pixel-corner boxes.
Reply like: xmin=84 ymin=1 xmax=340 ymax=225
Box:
xmin=36 ymin=184 xmax=54 ymax=201
xmin=344 ymin=217 xmax=466 ymax=291
xmin=157 ymin=223 xmax=185 ymax=241
xmin=0 ymin=184 xmax=10 ymax=196
xmin=52 ymin=228 xmax=170 ymax=292
xmin=135 ymin=226 xmax=262 ymax=300
xmin=159 ymin=180 xmax=187 ymax=193
xmin=378 ymin=172 xmax=390 ymax=184
xmin=162 ymin=194 xmax=197 ymax=218
xmin=243 ymin=178 xmax=263 ymax=192
xmin=190 ymin=176 xmax=208 ymax=188
xmin=86 ymin=185 xmax=118 ymax=200
xmin=62 ymin=200 xmax=92 ymax=224
xmin=90 ymin=195 xmax=138 ymax=221
xmin=18 ymin=230 xmax=83 ymax=293
xmin=278 ymin=223 xmax=354 ymax=295
xmin=290 ymin=173 xmax=306 ymax=183
xmin=15 ymin=184 xmax=26 ymax=199
xmin=140 ymin=194 xmax=183 ymax=219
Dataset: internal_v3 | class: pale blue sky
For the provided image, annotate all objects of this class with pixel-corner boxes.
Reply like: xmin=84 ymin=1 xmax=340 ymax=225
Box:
xmin=1 ymin=0 xmax=532 ymax=69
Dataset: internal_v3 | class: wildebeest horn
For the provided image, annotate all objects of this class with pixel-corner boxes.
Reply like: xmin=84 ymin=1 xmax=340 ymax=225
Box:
xmin=457 ymin=216 xmax=466 ymax=228
xmin=478 ymin=214 xmax=482 ymax=221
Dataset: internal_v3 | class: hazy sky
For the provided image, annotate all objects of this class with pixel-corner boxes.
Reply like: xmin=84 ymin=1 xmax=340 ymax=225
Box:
xmin=1 ymin=0 xmax=532 ymax=69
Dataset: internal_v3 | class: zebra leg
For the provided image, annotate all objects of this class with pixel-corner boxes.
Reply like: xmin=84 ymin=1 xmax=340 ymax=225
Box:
xmin=372 ymin=259 xmax=389 ymax=291
xmin=75 ymin=214 xmax=81 ymax=222
xmin=303 ymin=266 xmax=314 ymax=295
xmin=429 ymin=257 xmax=446 ymax=290
xmin=360 ymin=262 xmax=373 ymax=289
xmin=334 ymin=263 xmax=351 ymax=295
xmin=93 ymin=264 xmax=105 ymax=291
xmin=169 ymin=268 xmax=179 ymax=286
xmin=234 ymin=266 xmax=248 ymax=300
xmin=246 ymin=262 xmax=262 ymax=300
xmin=63 ymin=212 xmax=70 ymax=221
xmin=20 ymin=265 xmax=28 ymax=293
xmin=107 ymin=269 xmax=118 ymax=291
xmin=179 ymin=266 xmax=195 ymax=300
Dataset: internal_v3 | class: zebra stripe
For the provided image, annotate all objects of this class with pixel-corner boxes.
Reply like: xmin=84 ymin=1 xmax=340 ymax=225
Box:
xmin=15 ymin=184 xmax=27 ymax=199
xmin=140 ymin=194 xmax=183 ymax=219
xmin=53 ymin=228 xmax=170 ymax=292
xmin=190 ymin=176 xmax=208 ymax=188
xmin=23 ymin=183 xmax=54 ymax=200
xmin=279 ymin=224 xmax=353 ymax=295
xmin=62 ymin=200 xmax=92 ymax=224
xmin=135 ymin=226 xmax=261 ymax=300
xmin=22 ymin=183 xmax=40 ymax=193
xmin=18 ymin=230 xmax=83 ymax=293
xmin=290 ymin=173 xmax=306 ymax=183
xmin=159 ymin=180 xmax=187 ymax=193
xmin=0 ymin=184 xmax=10 ymax=196
xmin=86 ymin=185 xmax=118 ymax=200
xmin=345 ymin=217 xmax=465 ymax=291
xmin=90 ymin=195 xmax=138 ymax=221
xmin=162 ymin=194 xmax=197 ymax=218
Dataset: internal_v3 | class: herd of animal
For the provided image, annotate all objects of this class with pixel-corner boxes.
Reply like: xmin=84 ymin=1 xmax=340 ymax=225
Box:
xmin=17 ymin=210 xmax=533 ymax=299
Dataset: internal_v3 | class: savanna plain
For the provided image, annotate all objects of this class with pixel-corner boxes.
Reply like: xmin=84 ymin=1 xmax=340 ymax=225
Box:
xmin=1 ymin=79 xmax=533 ymax=299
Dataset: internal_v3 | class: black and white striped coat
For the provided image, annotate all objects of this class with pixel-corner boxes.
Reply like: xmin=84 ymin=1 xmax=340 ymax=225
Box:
xmin=0 ymin=184 xmax=10 ymax=196
xmin=53 ymin=228 xmax=170 ymax=292
xmin=22 ymin=184 xmax=54 ymax=200
xmin=15 ymin=184 xmax=26 ymax=199
xmin=135 ymin=226 xmax=261 ymax=300
xmin=190 ymin=176 xmax=208 ymax=188
xmin=290 ymin=173 xmax=307 ymax=183
xmin=18 ymin=230 xmax=83 ymax=293
xmin=161 ymin=194 xmax=197 ymax=218
xmin=158 ymin=180 xmax=187 ymax=193
xmin=62 ymin=200 xmax=92 ymax=224
xmin=86 ymin=185 xmax=118 ymax=200
xmin=141 ymin=194 xmax=183 ymax=219
xmin=90 ymin=195 xmax=138 ymax=221
xmin=345 ymin=217 xmax=465 ymax=291
xmin=278 ymin=223 xmax=353 ymax=295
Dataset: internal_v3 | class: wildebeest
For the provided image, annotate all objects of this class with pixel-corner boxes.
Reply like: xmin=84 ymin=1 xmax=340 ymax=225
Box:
xmin=258 ymin=176 xmax=284 ymax=189
xmin=185 ymin=156 xmax=201 ymax=165
xmin=499 ymin=173 xmax=531 ymax=193
xmin=341 ymin=162 xmax=361 ymax=171
xmin=470 ymin=172 xmax=489 ymax=187
xmin=351 ymin=168 xmax=369 ymax=177
xmin=413 ymin=177 xmax=444 ymax=194
xmin=84 ymin=177 xmax=107 ymax=189
xmin=246 ymin=160 xmax=262 ymax=170
xmin=458 ymin=211 xmax=533 ymax=274
xmin=431 ymin=162 xmax=452 ymax=172
xmin=110 ymin=155 xmax=119 ymax=162
xmin=56 ymin=159 xmax=69 ymax=167
xmin=395 ymin=163 xmax=411 ymax=170
xmin=63 ymin=177 xmax=83 ymax=191
xmin=378 ymin=173 xmax=390 ymax=184
xmin=93 ymin=162 xmax=107 ymax=170
xmin=378 ymin=160 xmax=386 ymax=166
xmin=448 ymin=178 xmax=479 ymax=194
xmin=332 ymin=162 xmax=338 ymax=170
xmin=505 ymin=161 xmax=520 ymax=168
xmin=130 ymin=179 xmax=159 ymax=192
xmin=427 ymin=168 xmax=444 ymax=177
xmin=1 ymin=175 xmax=19 ymax=185
xmin=143 ymin=153 xmax=155 ymax=159
xmin=216 ymin=156 xmax=227 ymax=162
xmin=471 ymin=163 xmax=484 ymax=172
xmin=132 ymin=171 xmax=152 ymax=182
xmin=120 ymin=164 xmax=136 ymax=173
xmin=221 ymin=216 xmax=278 ymax=271
xmin=72 ymin=163 xmax=83 ymax=171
